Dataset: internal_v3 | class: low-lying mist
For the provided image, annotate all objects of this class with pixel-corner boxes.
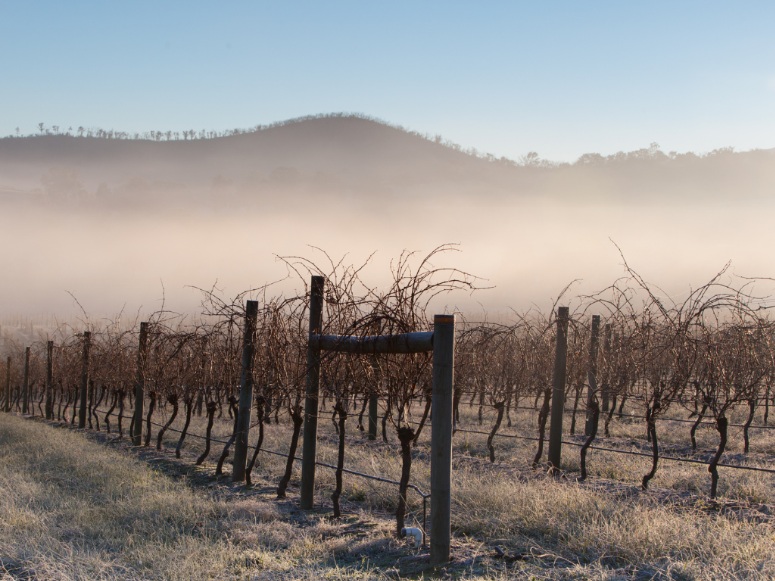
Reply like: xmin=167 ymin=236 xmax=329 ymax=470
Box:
xmin=2 ymin=194 xmax=773 ymax=322
xmin=2 ymin=115 xmax=774 ymax=321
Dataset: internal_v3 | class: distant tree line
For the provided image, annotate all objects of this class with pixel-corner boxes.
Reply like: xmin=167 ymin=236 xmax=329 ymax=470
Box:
xmin=5 ymin=113 xmax=760 ymax=170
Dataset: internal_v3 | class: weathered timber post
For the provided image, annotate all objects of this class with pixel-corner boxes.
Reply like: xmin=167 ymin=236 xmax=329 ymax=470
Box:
xmin=601 ymin=323 xmax=612 ymax=412
xmin=78 ymin=332 xmax=91 ymax=428
xmin=584 ymin=315 xmax=600 ymax=436
xmin=132 ymin=323 xmax=149 ymax=445
xmin=300 ymin=276 xmax=325 ymax=509
xmin=233 ymin=300 xmax=258 ymax=482
xmin=45 ymin=341 xmax=54 ymax=419
xmin=4 ymin=357 xmax=10 ymax=413
xmin=430 ymin=314 xmax=455 ymax=566
xmin=547 ymin=307 xmax=569 ymax=474
xmin=22 ymin=347 xmax=30 ymax=414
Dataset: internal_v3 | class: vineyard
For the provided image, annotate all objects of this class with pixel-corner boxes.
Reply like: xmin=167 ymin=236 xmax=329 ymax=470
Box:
xmin=2 ymin=248 xmax=775 ymax=578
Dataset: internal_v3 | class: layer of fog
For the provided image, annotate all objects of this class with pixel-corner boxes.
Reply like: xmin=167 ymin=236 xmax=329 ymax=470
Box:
xmin=2 ymin=117 xmax=773 ymax=323
xmin=2 ymin=195 xmax=773 ymax=323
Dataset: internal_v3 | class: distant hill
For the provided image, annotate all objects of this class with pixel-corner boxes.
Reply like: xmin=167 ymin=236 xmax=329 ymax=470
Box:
xmin=0 ymin=115 xmax=491 ymax=180
xmin=1 ymin=114 xmax=773 ymax=208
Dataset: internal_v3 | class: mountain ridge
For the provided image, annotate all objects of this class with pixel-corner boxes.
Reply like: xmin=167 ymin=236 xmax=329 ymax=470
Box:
xmin=1 ymin=114 xmax=774 ymax=206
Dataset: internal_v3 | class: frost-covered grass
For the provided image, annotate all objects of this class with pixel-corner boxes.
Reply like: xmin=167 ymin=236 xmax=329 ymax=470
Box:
xmin=0 ymin=413 xmax=400 ymax=580
xmin=4 ymin=396 xmax=774 ymax=580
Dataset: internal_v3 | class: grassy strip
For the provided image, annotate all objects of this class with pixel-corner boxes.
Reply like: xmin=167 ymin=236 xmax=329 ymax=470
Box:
xmin=2 ymin=412 xmax=775 ymax=580
xmin=451 ymin=464 xmax=775 ymax=579
xmin=0 ymin=413 xmax=401 ymax=580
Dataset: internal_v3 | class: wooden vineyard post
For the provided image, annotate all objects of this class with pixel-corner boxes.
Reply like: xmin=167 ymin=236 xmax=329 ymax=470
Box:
xmin=300 ymin=276 xmax=325 ymax=509
xmin=233 ymin=300 xmax=258 ymax=482
xmin=22 ymin=347 xmax=30 ymax=414
xmin=45 ymin=341 xmax=54 ymax=419
xmin=4 ymin=357 xmax=9 ymax=413
xmin=78 ymin=332 xmax=91 ymax=428
xmin=430 ymin=314 xmax=455 ymax=566
xmin=585 ymin=315 xmax=600 ymax=436
xmin=547 ymin=307 xmax=569 ymax=474
xmin=132 ymin=323 xmax=149 ymax=445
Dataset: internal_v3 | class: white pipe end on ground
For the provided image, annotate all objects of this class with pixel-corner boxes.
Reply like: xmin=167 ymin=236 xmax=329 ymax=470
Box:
xmin=401 ymin=527 xmax=423 ymax=548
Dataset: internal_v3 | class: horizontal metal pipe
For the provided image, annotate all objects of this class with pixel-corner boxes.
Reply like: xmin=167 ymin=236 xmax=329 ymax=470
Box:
xmin=310 ymin=331 xmax=433 ymax=354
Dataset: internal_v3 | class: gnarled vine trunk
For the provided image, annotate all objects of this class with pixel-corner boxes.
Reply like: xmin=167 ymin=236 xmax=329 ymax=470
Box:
xmin=196 ymin=401 xmax=218 ymax=465
xmin=245 ymin=396 xmax=266 ymax=486
xmin=357 ymin=394 xmax=368 ymax=432
xmin=579 ymin=399 xmax=599 ymax=481
xmin=143 ymin=391 xmax=157 ymax=447
xmin=532 ymin=387 xmax=552 ymax=469
xmin=277 ymin=403 xmax=304 ymax=498
xmin=70 ymin=386 xmax=78 ymax=424
xmin=453 ymin=386 xmax=462 ymax=430
xmin=641 ymin=406 xmax=659 ymax=490
xmin=215 ymin=396 xmax=239 ymax=476
xmin=87 ymin=379 xmax=95 ymax=429
xmin=690 ymin=398 xmax=710 ymax=452
xmin=92 ymin=384 xmax=105 ymax=431
xmin=396 ymin=426 xmax=415 ymax=537
xmin=104 ymin=389 xmax=117 ymax=434
xmin=570 ymin=384 xmax=582 ymax=435
xmin=709 ymin=416 xmax=728 ymax=499
xmin=176 ymin=395 xmax=193 ymax=458
xmin=604 ymin=394 xmax=617 ymax=437
xmin=332 ymin=400 xmax=347 ymax=518
xmin=381 ymin=396 xmax=391 ymax=443
xmin=487 ymin=401 xmax=505 ymax=463
xmin=412 ymin=392 xmax=432 ymax=447
xmin=157 ymin=393 xmax=179 ymax=450
xmin=743 ymin=398 xmax=756 ymax=454
xmin=117 ymin=390 xmax=125 ymax=439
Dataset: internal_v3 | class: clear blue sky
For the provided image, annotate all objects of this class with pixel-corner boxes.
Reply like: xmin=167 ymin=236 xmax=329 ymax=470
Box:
xmin=2 ymin=1 xmax=774 ymax=161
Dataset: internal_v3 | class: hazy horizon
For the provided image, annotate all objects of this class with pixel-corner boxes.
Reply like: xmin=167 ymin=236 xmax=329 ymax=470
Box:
xmin=3 ymin=3 xmax=774 ymax=322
